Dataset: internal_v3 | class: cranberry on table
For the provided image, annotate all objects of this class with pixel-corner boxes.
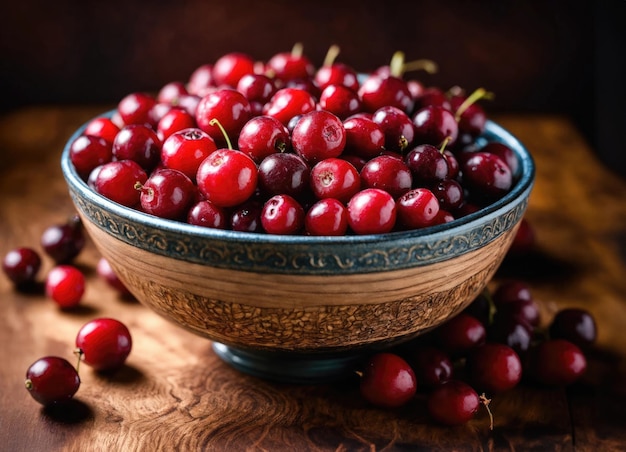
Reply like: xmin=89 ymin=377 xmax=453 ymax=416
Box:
xmin=466 ymin=343 xmax=523 ymax=393
xmin=112 ymin=124 xmax=162 ymax=171
xmin=359 ymin=353 xmax=417 ymax=409
xmin=292 ymin=110 xmax=346 ymax=164
xmin=310 ymin=158 xmax=360 ymax=203
xmin=342 ymin=116 xmax=386 ymax=160
xmin=25 ymin=356 xmax=80 ymax=406
xmin=360 ymin=155 xmax=412 ymax=199
xmin=304 ymin=198 xmax=348 ymax=236
xmin=427 ymin=380 xmax=480 ymax=426
xmin=395 ymin=188 xmax=440 ymax=230
xmin=96 ymin=257 xmax=132 ymax=297
xmin=549 ymin=308 xmax=597 ymax=348
xmin=404 ymin=345 xmax=453 ymax=389
xmin=258 ymin=152 xmax=310 ymax=198
xmin=45 ymin=265 xmax=85 ymax=309
xmin=237 ymin=115 xmax=290 ymax=163
xmin=137 ymin=168 xmax=196 ymax=220
xmin=69 ymin=134 xmax=113 ymax=178
xmin=161 ymin=128 xmax=217 ymax=182
xmin=487 ymin=314 xmax=533 ymax=356
xmin=40 ymin=215 xmax=86 ymax=264
xmin=528 ymin=339 xmax=587 ymax=386
xmin=212 ymin=52 xmax=255 ymax=88
xmin=2 ymin=247 xmax=41 ymax=286
xmin=264 ymin=87 xmax=317 ymax=127
xmin=195 ymin=89 xmax=251 ymax=146
xmin=347 ymin=188 xmax=397 ymax=235
xmin=76 ymin=318 xmax=132 ymax=371
xmin=94 ymin=160 xmax=148 ymax=208
xmin=261 ymin=194 xmax=305 ymax=235
xmin=493 ymin=280 xmax=533 ymax=304
xmin=435 ymin=313 xmax=486 ymax=357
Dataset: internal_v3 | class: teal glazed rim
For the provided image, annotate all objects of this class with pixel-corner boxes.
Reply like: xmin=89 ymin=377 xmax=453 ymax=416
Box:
xmin=61 ymin=113 xmax=535 ymax=276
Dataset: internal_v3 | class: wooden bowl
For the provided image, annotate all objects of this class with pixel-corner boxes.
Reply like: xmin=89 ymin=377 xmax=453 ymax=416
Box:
xmin=61 ymin=117 xmax=534 ymax=381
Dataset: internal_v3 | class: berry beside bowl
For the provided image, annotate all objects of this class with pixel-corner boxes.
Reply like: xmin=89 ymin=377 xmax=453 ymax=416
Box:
xmin=60 ymin=56 xmax=534 ymax=383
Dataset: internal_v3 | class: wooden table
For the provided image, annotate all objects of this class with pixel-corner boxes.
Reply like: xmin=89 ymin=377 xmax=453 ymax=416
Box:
xmin=1 ymin=107 xmax=625 ymax=451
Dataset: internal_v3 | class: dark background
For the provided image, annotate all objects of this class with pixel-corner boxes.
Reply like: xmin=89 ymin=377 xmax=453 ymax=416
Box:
xmin=1 ymin=0 xmax=624 ymax=177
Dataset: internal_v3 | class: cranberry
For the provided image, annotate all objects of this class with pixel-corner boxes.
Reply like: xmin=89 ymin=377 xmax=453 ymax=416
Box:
xmin=236 ymin=73 xmax=275 ymax=103
xmin=404 ymin=345 xmax=453 ymax=389
xmin=496 ymin=298 xmax=541 ymax=328
xmin=347 ymin=188 xmax=396 ymax=235
xmin=137 ymin=168 xmax=196 ymax=220
xmin=361 ymin=155 xmax=412 ymax=199
xmin=230 ymin=200 xmax=263 ymax=232
xmin=430 ymin=179 xmax=464 ymax=212
xmin=413 ymin=87 xmax=451 ymax=112
xmin=358 ymin=74 xmax=413 ymax=114
xmin=94 ymin=160 xmax=148 ymax=208
xmin=318 ymin=84 xmax=362 ymax=119
xmin=528 ymin=339 xmax=587 ymax=386
xmin=412 ymin=105 xmax=459 ymax=147
xmin=493 ymin=280 xmax=533 ymax=305
xmin=466 ymin=343 xmax=523 ymax=393
xmin=45 ymin=265 xmax=85 ymax=309
xmin=195 ymin=89 xmax=251 ymax=146
xmin=461 ymin=152 xmax=512 ymax=200
xmin=359 ymin=353 xmax=417 ymax=409
xmin=116 ymin=92 xmax=157 ymax=127
xmin=285 ymin=78 xmax=321 ymax=99
xmin=84 ymin=117 xmax=120 ymax=144
xmin=175 ymin=94 xmax=202 ymax=117
xmin=427 ymin=380 xmax=480 ymax=426
xmin=435 ymin=313 xmax=486 ymax=357
xmin=479 ymin=142 xmax=519 ymax=176
xmin=76 ymin=318 xmax=132 ymax=371
xmin=487 ymin=315 xmax=533 ymax=356
xmin=156 ymin=80 xmax=188 ymax=104
xmin=304 ymin=198 xmax=349 ymax=236
xmin=395 ymin=188 xmax=440 ymax=230
xmin=310 ymin=158 xmax=360 ymax=203
xmin=258 ymin=152 xmax=310 ymax=198
xmin=443 ymin=150 xmax=460 ymax=180
xmin=156 ymin=107 xmax=196 ymax=142
xmin=25 ymin=357 xmax=80 ymax=406
xmin=69 ymin=135 xmax=113 ymax=178
xmin=315 ymin=62 xmax=359 ymax=92
xmin=237 ymin=115 xmax=290 ymax=163
xmin=2 ymin=247 xmax=41 ymax=286
xmin=292 ymin=110 xmax=346 ymax=164
xmin=266 ymin=47 xmax=314 ymax=82
xmin=196 ymin=148 xmax=258 ymax=208
xmin=261 ymin=194 xmax=304 ymax=235
xmin=112 ymin=124 xmax=162 ymax=171
xmin=212 ymin=52 xmax=255 ymax=87
xmin=187 ymin=63 xmax=214 ymax=96
xmin=405 ymin=144 xmax=450 ymax=186
xmin=265 ymin=88 xmax=317 ymax=126
xmin=161 ymin=128 xmax=217 ymax=182
xmin=187 ymin=200 xmax=227 ymax=229
xmin=343 ymin=116 xmax=385 ymax=160
xmin=96 ymin=257 xmax=132 ymax=297
xmin=371 ymin=106 xmax=415 ymax=154
xmin=549 ymin=308 xmax=597 ymax=348
xmin=40 ymin=215 xmax=85 ymax=264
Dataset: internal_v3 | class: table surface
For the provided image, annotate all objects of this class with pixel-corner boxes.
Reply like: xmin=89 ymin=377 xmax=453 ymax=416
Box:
xmin=1 ymin=106 xmax=625 ymax=452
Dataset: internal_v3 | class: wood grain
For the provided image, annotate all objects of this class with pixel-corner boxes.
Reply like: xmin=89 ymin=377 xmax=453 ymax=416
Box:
xmin=1 ymin=107 xmax=626 ymax=451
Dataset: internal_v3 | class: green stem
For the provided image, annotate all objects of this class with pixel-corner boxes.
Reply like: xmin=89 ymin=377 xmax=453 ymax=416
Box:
xmin=454 ymin=87 xmax=494 ymax=121
xmin=209 ymin=118 xmax=233 ymax=150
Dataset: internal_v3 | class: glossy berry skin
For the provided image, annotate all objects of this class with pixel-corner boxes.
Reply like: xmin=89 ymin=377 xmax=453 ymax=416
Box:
xmin=427 ymin=380 xmax=480 ymax=426
xmin=371 ymin=106 xmax=415 ymax=154
xmin=292 ymin=110 xmax=346 ymax=164
xmin=264 ymin=88 xmax=317 ymax=127
xmin=310 ymin=158 xmax=360 ymax=203
xmin=138 ymin=169 xmax=196 ymax=220
xmin=347 ymin=188 xmax=397 ymax=235
xmin=549 ymin=308 xmax=597 ymax=348
xmin=480 ymin=142 xmax=519 ymax=176
xmin=97 ymin=257 xmax=132 ymax=297
xmin=25 ymin=356 xmax=80 ymax=406
xmin=343 ymin=117 xmax=385 ymax=160
xmin=487 ymin=315 xmax=533 ymax=356
xmin=412 ymin=105 xmax=459 ymax=147
xmin=112 ymin=124 xmax=162 ymax=171
xmin=261 ymin=194 xmax=304 ymax=235
xmin=84 ymin=117 xmax=120 ymax=144
xmin=258 ymin=152 xmax=310 ymax=198
xmin=405 ymin=144 xmax=449 ymax=186
xmin=69 ymin=135 xmax=113 ymax=178
xmin=117 ymin=92 xmax=157 ymax=127
xmin=466 ymin=343 xmax=523 ymax=393
xmin=156 ymin=80 xmax=188 ymax=104
xmin=358 ymin=74 xmax=413 ymax=114
xmin=360 ymin=155 xmax=412 ymax=199
xmin=237 ymin=115 xmax=290 ymax=163
xmin=413 ymin=87 xmax=452 ymax=112
xmin=496 ymin=298 xmax=541 ymax=328
xmin=493 ymin=280 xmax=533 ymax=305
xmin=405 ymin=346 xmax=453 ymax=389
xmin=266 ymin=50 xmax=314 ymax=82
xmin=304 ymin=198 xmax=348 ymax=236
xmin=187 ymin=200 xmax=227 ymax=229
xmin=462 ymin=152 xmax=512 ymax=200
xmin=359 ymin=353 xmax=417 ymax=409
xmin=435 ymin=313 xmax=486 ymax=357
xmin=395 ymin=188 xmax=440 ymax=230
xmin=449 ymin=94 xmax=487 ymax=137
xmin=156 ymin=107 xmax=196 ymax=142
xmin=94 ymin=160 xmax=148 ymax=207
xmin=236 ymin=73 xmax=277 ymax=103
xmin=40 ymin=215 xmax=86 ymax=264
xmin=230 ymin=200 xmax=263 ymax=232
xmin=45 ymin=265 xmax=85 ymax=308
xmin=161 ymin=128 xmax=217 ymax=181
xmin=2 ymin=247 xmax=41 ymax=286
xmin=196 ymin=149 xmax=258 ymax=208
xmin=76 ymin=318 xmax=132 ymax=371
xmin=528 ymin=339 xmax=587 ymax=386
xmin=430 ymin=179 xmax=464 ymax=212
xmin=195 ymin=89 xmax=251 ymax=145
xmin=315 ymin=62 xmax=360 ymax=92
xmin=212 ymin=52 xmax=255 ymax=87
xmin=187 ymin=63 xmax=214 ymax=96
xmin=318 ymin=84 xmax=362 ymax=120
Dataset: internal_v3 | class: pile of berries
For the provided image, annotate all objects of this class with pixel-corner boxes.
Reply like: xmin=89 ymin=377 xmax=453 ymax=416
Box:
xmin=69 ymin=44 xmax=519 ymax=236
xmin=357 ymin=279 xmax=595 ymax=427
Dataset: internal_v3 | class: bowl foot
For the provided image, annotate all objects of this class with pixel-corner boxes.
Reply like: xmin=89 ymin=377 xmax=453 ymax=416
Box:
xmin=212 ymin=342 xmax=366 ymax=384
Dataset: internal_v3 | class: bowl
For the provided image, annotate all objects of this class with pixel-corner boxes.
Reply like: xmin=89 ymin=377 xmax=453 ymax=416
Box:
xmin=61 ymin=115 xmax=534 ymax=382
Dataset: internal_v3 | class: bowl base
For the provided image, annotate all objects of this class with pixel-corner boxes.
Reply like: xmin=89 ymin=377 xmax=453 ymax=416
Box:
xmin=212 ymin=342 xmax=366 ymax=384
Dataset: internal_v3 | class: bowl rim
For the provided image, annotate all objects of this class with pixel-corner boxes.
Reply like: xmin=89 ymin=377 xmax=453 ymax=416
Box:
xmin=61 ymin=111 xmax=535 ymax=274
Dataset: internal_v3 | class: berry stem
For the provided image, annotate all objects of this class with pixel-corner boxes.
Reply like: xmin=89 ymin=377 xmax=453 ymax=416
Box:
xmin=209 ymin=118 xmax=233 ymax=150
xmin=389 ymin=51 xmax=405 ymax=78
xmin=402 ymin=58 xmax=438 ymax=75
xmin=291 ymin=42 xmax=304 ymax=58
xmin=454 ymin=88 xmax=495 ymax=122
xmin=438 ymin=137 xmax=451 ymax=155
xmin=74 ymin=348 xmax=84 ymax=374
xmin=480 ymin=393 xmax=494 ymax=431
xmin=323 ymin=44 xmax=341 ymax=67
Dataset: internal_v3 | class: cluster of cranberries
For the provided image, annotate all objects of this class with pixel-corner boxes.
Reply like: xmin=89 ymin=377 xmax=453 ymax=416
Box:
xmin=358 ymin=278 xmax=596 ymax=427
xmin=69 ymin=44 xmax=518 ymax=236
xmin=2 ymin=216 xmax=133 ymax=407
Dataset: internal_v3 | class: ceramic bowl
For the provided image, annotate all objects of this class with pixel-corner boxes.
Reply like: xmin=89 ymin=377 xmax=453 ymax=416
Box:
xmin=61 ymin=115 xmax=534 ymax=381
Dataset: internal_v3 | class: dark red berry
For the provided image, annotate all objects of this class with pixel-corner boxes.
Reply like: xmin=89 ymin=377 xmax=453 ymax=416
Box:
xmin=318 ymin=84 xmax=362 ymax=119
xmin=292 ymin=110 xmax=346 ymax=164
xmin=412 ymin=105 xmax=459 ymax=147
xmin=359 ymin=353 xmax=417 ymax=408
xmin=2 ymin=247 xmax=42 ymax=286
xmin=405 ymin=345 xmax=453 ymax=389
xmin=528 ymin=339 xmax=587 ymax=386
xmin=112 ymin=124 xmax=162 ymax=171
xmin=304 ymin=198 xmax=348 ymax=236
xmin=466 ymin=343 xmax=523 ymax=393
xmin=261 ymin=194 xmax=305 ymax=235
xmin=461 ymin=152 xmax=512 ymax=200
xmin=427 ymin=380 xmax=480 ymax=426
xmin=76 ymin=318 xmax=132 ymax=371
xmin=94 ymin=160 xmax=148 ymax=208
xmin=435 ymin=313 xmax=486 ymax=357
xmin=187 ymin=200 xmax=228 ymax=230
xmin=343 ymin=116 xmax=385 ymax=160
xmin=96 ymin=257 xmax=132 ymax=297
xmin=40 ymin=215 xmax=86 ymax=264
xmin=69 ymin=135 xmax=113 ymax=178
xmin=549 ymin=308 xmax=597 ymax=349
xmin=25 ymin=356 xmax=80 ymax=406
xmin=138 ymin=168 xmax=196 ymax=220
xmin=258 ymin=152 xmax=310 ymax=198
xmin=360 ymin=155 xmax=412 ymax=199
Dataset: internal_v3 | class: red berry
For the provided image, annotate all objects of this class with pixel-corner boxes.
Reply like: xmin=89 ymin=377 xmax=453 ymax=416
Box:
xmin=358 ymin=74 xmax=413 ymax=114
xmin=258 ymin=152 xmax=310 ymax=198
xmin=237 ymin=115 xmax=290 ymax=163
xmin=405 ymin=345 xmax=453 ymax=389
xmin=187 ymin=63 xmax=214 ymax=96
xmin=94 ymin=160 xmax=148 ymax=207
xmin=427 ymin=380 xmax=480 ymax=426
xmin=466 ymin=343 xmax=523 ymax=393
xmin=25 ymin=356 xmax=80 ymax=405
xmin=528 ymin=339 xmax=587 ymax=386
xmin=116 ymin=92 xmax=157 ymax=127
xmin=266 ymin=48 xmax=314 ymax=82
xmin=304 ymin=198 xmax=349 ymax=236
xmin=360 ymin=155 xmax=412 ymax=199
xmin=84 ymin=117 xmax=120 ymax=144
xmin=318 ymin=84 xmax=362 ymax=119
xmin=264 ymin=88 xmax=317 ymax=127
xmin=310 ymin=158 xmax=360 ymax=203
xmin=156 ymin=80 xmax=188 ymax=104
xmin=292 ymin=110 xmax=346 ymax=164
xmin=435 ymin=313 xmax=486 ymax=357
xmin=261 ymin=194 xmax=305 ymax=235
xmin=195 ymin=89 xmax=251 ymax=146
xmin=96 ymin=257 xmax=132 ymax=297
xmin=138 ymin=168 xmax=196 ymax=220
xmin=236 ymin=73 xmax=277 ymax=103
xmin=395 ymin=188 xmax=440 ymax=230
xmin=343 ymin=116 xmax=386 ymax=160
xmin=69 ymin=135 xmax=113 ymax=178
xmin=76 ymin=318 xmax=132 ymax=371
xmin=412 ymin=105 xmax=459 ymax=147
xmin=156 ymin=107 xmax=196 ymax=142
xmin=212 ymin=52 xmax=255 ymax=88
xmin=112 ymin=124 xmax=162 ymax=171
xmin=45 ymin=265 xmax=85 ymax=308
xmin=40 ymin=215 xmax=85 ymax=264
xmin=372 ymin=106 xmax=415 ymax=154
xmin=2 ymin=247 xmax=41 ymax=286
xmin=359 ymin=353 xmax=417 ymax=408
xmin=347 ymin=188 xmax=397 ymax=235
xmin=161 ymin=128 xmax=217 ymax=182
xmin=187 ymin=200 xmax=228 ymax=230
xmin=549 ymin=308 xmax=597 ymax=349
xmin=461 ymin=152 xmax=512 ymax=200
